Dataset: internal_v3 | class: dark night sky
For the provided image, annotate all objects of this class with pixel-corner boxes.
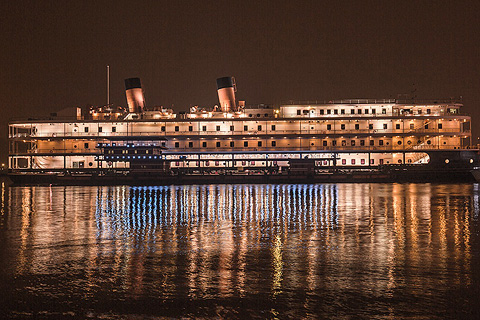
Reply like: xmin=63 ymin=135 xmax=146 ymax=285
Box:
xmin=1 ymin=1 xmax=480 ymax=160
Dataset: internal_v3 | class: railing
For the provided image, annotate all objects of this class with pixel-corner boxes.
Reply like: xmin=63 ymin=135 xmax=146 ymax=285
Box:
xmin=9 ymin=128 xmax=468 ymax=139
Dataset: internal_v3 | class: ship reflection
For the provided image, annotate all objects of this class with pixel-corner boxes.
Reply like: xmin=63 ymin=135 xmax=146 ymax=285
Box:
xmin=4 ymin=182 xmax=478 ymax=316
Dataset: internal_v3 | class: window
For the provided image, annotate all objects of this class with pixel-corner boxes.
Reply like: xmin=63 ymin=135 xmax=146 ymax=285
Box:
xmin=258 ymin=125 xmax=262 ymax=131
xmin=383 ymin=124 xmax=388 ymax=129
xmin=342 ymin=140 xmax=347 ymax=146
xmin=396 ymin=124 xmax=400 ymax=129
xmin=341 ymin=124 xmax=345 ymax=130
xmin=99 ymin=127 xmax=102 ymax=132
xmin=189 ymin=142 xmax=193 ymax=148
xmin=360 ymin=140 xmax=365 ymax=146
xmin=425 ymin=124 xmax=429 ymax=129
xmin=216 ymin=142 xmax=221 ymax=148
xmin=357 ymin=109 xmax=362 ymax=114
xmin=216 ymin=125 xmax=221 ymax=131
xmin=244 ymin=125 xmax=248 ymax=131
xmin=272 ymin=141 xmax=276 ymax=147
xmin=418 ymin=109 xmax=422 ymax=114
xmin=323 ymin=141 xmax=327 ymax=146
xmin=175 ymin=126 xmax=179 ymax=131
xmin=258 ymin=141 xmax=262 ymax=147
xmin=84 ymin=127 xmax=89 ymax=133
xmin=230 ymin=141 xmax=234 ymax=147
xmin=351 ymin=159 xmax=356 ymax=165
xmin=341 ymin=109 xmax=345 ymax=114
xmin=161 ymin=126 xmax=165 ymax=132
xmin=369 ymin=124 xmax=373 ymax=130
xmin=372 ymin=109 xmax=376 ymax=114
xmin=112 ymin=127 xmax=116 ymax=132
xmin=351 ymin=109 xmax=355 ymax=114
xmin=297 ymin=110 xmax=301 ymax=115
xmin=320 ymin=110 xmax=324 ymax=115
xmin=303 ymin=110 xmax=309 ymax=114
xmin=189 ymin=125 xmax=193 ymax=131
xmin=361 ymin=159 xmax=365 ymax=165
xmin=342 ymin=159 xmax=346 ymax=165
xmin=426 ymin=109 xmax=431 ymax=114
xmin=438 ymin=123 xmax=443 ymax=129
xmin=410 ymin=123 xmax=414 ymax=129
xmin=370 ymin=159 xmax=374 ymax=165
xmin=379 ymin=140 xmax=384 ymax=146
xmin=244 ymin=141 xmax=248 ymax=147
xmin=327 ymin=124 xmax=332 ymax=130
xmin=271 ymin=125 xmax=276 ymax=131
xmin=84 ymin=143 xmax=89 ymax=149
xmin=382 ymin=108 xmax=386 ymax=114
xmin=175 ymin=142 xmax=179 ymax=148
xmin=334 ymin=109 xmax=338 ymax=115
xmin=230 ymin=125 xmax=234 ymax=131
xmin=202 ymin=126 xmax=207 ymax=131
xmin=202 ymin=142 xmax=207 ymax=148
xmin=332 ymin=140 xmax=337 ymax=146
xmin=351 ymin=140 xmax=356 ymax=146
xmin=327 ymin=109 xmax=331 ymax=115
xmin=355 ymin=124 xmax=359 ymax=130
xmin=365 ymin=109 xmax=369 ymax=114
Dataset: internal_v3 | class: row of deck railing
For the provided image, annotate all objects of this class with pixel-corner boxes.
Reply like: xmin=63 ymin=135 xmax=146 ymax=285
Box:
xmin=10 ymin=128 xmax=468 ymax=138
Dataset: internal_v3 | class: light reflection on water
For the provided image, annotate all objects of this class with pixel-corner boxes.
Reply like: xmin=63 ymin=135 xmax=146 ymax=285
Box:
xmin=0 ymin=182 xmax=479 ymax=319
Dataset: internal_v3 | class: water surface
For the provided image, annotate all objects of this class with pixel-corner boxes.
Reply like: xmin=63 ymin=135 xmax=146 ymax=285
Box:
xmin=0 ymin=180 xmax=479 ymax=319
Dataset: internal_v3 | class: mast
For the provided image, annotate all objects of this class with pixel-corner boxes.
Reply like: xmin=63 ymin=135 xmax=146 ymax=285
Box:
xmin=107 ymin=65 xmax=110 ymax=106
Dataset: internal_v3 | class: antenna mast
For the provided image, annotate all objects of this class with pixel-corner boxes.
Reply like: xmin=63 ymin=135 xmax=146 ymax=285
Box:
xmin=107 ymin=65 xmax=110 ymax=106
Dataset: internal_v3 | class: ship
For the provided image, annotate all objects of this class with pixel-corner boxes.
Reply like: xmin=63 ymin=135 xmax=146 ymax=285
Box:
xmin=7 ymin=76 xmax=480 ymax=185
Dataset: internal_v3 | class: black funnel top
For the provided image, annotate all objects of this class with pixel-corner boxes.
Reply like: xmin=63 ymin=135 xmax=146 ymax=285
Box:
xmin=216 ymin=77 xmax=234 ymax=90
xmin=125 ymin=78 xmax=142 ymax=90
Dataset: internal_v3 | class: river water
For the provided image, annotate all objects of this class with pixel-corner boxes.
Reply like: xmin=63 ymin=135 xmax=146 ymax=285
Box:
xmin=0 ymin=180 xmax=479 ymax=319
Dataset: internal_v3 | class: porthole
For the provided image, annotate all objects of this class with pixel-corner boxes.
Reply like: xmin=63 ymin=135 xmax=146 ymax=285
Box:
xmin=470 ymin=159 xmax=474 ymax=163
xmin=397 ymin=141 xmax=402 ymax=145
xmin=427 ymin=140 xmax=431 ymax=145
xmin=445 ymin=159 xmax=449 ymax=164
xmin=89 ymin=162 xmax=93 ymax=167
xmin=407 ymin=141 xmax=412 ymax=145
